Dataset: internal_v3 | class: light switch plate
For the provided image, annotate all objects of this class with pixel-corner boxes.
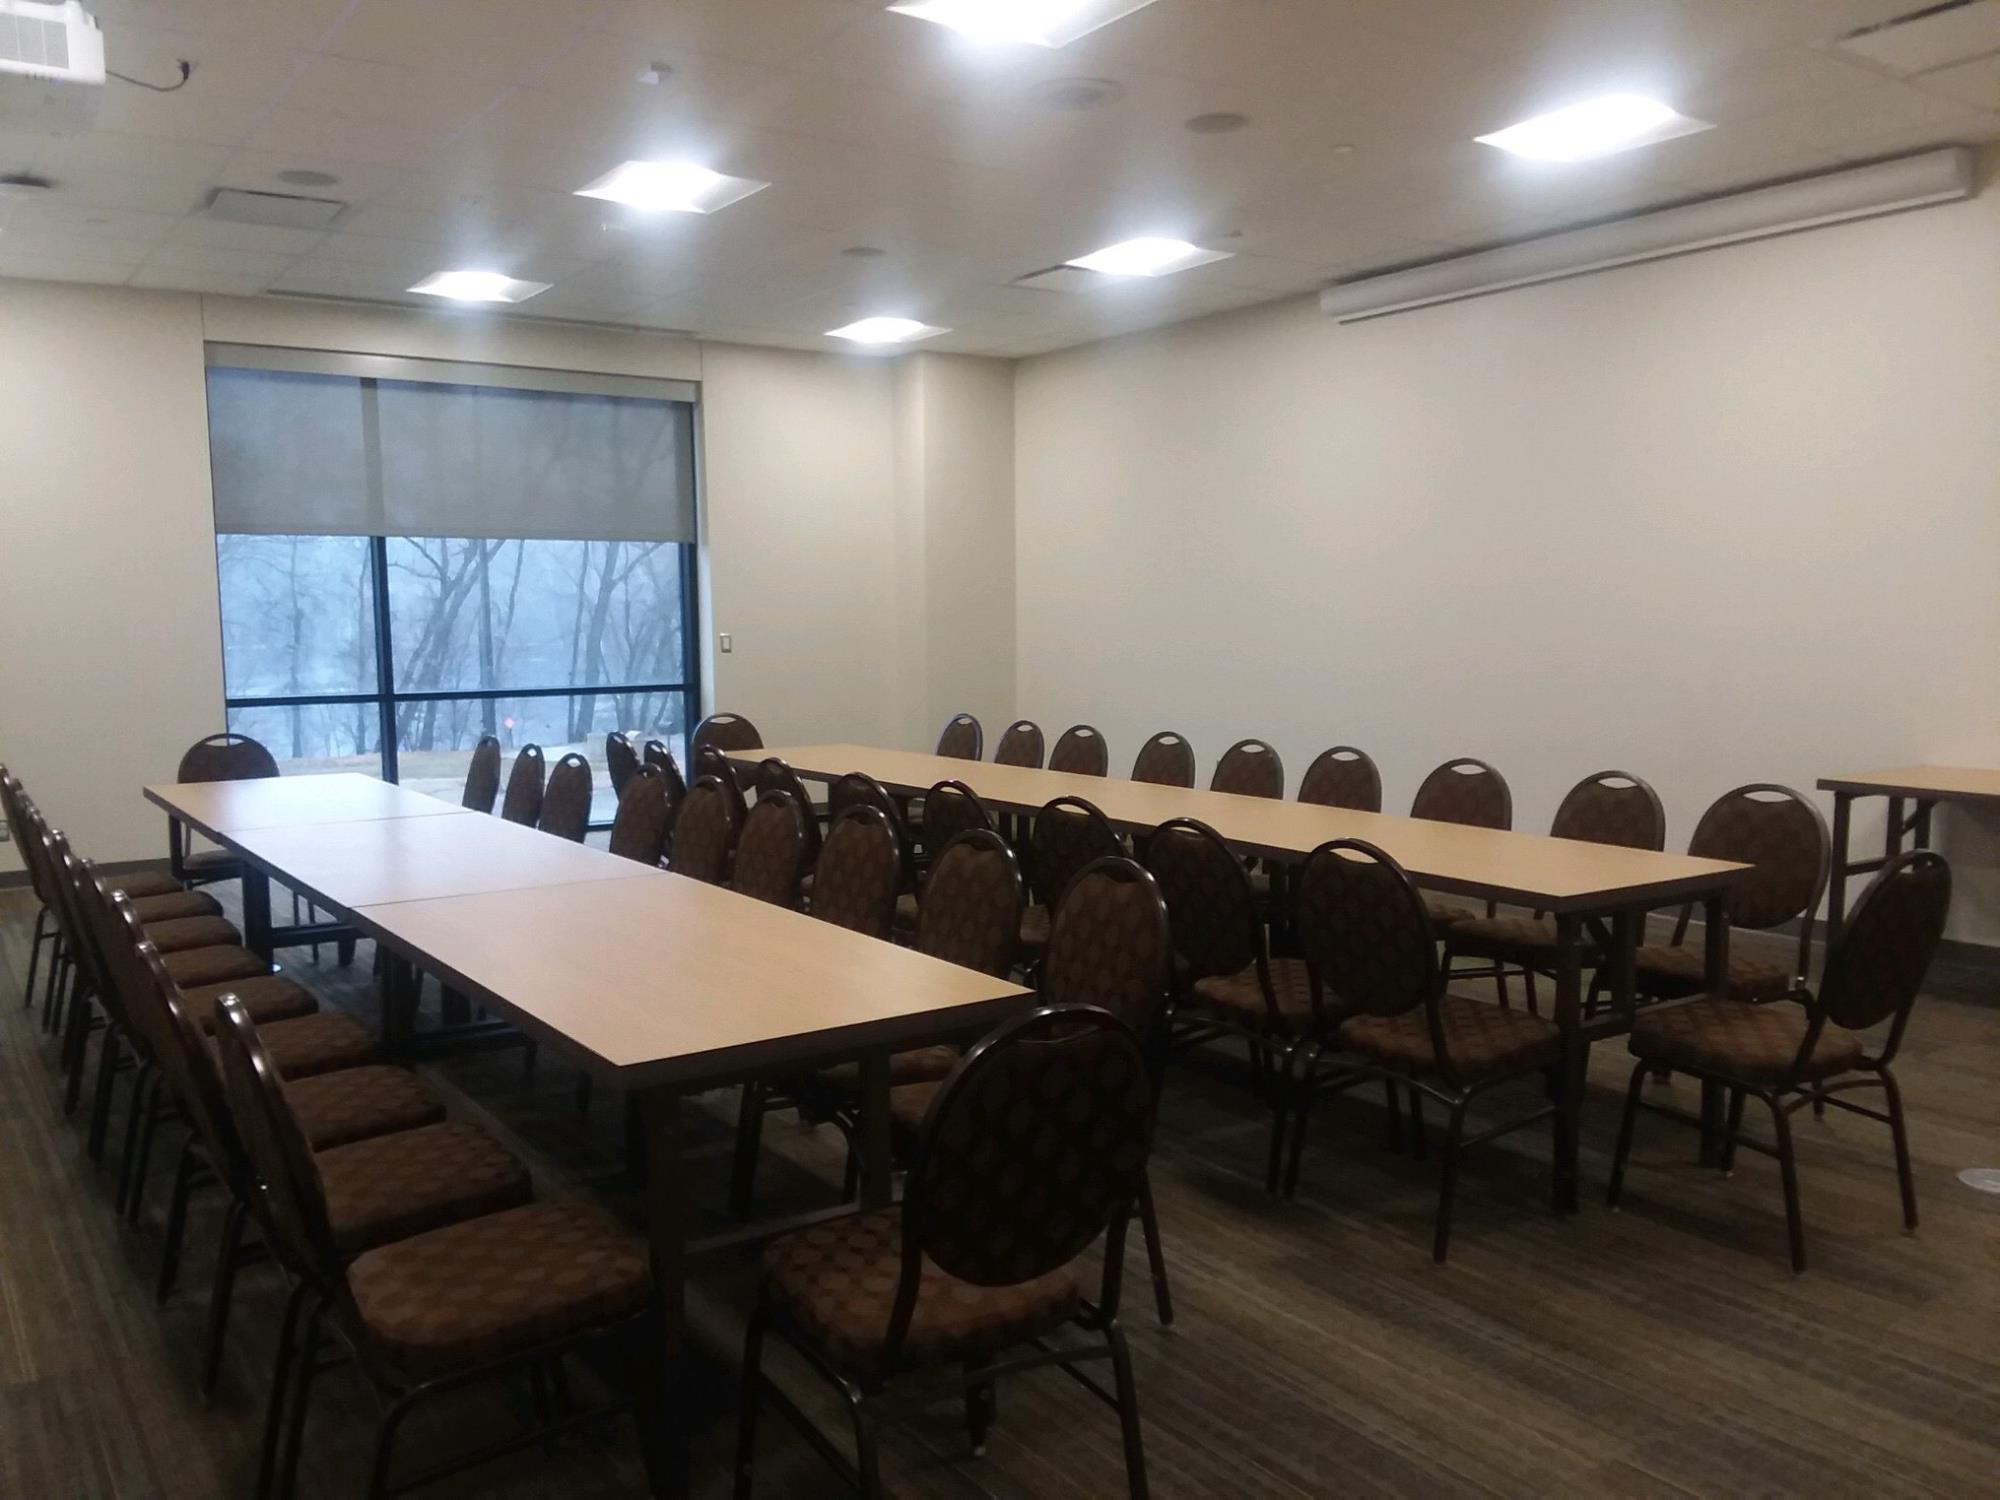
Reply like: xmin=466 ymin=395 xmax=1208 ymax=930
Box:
xmin=719 ymin=632 xmax=733 ymax=653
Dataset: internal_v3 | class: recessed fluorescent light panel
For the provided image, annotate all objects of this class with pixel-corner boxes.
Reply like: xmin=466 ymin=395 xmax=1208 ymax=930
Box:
xmin=1476 ymin=93 xmax=1709 ymax=162
xmin=887 ymin=0 xmax=1161 ymax=48
xmin=826 ymin=317 xmax=949 ymax=345
xmin=408 ymin=270 xmax=551 ymax=304
xmin=1065 ymin=236 xmax=1233 ymax=277
xmin=574 ymin=160 xmax=770 ymax=214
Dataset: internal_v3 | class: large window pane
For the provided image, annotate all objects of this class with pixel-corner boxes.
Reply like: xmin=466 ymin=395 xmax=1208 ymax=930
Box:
xmin=216 ymin=534 xmax=378 ymax=697
xmin=226 ymin=702 xmax=378 ymax=777
xmin=396 ymin=693 xmax=691 ymax=808
xmin=385 ymin=538 xmax=688 ymax=696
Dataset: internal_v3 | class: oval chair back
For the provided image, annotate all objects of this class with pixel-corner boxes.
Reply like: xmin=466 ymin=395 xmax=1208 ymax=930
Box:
xmin=935 ymin=713 xmax=983 ymax=761
xmin=1550 ymin=769 xmax=1665 ymax=850
xmin=1296 ymin=838 xmax=1438 ymax=1027
xmin=1687 ymin=781 xmax=1832 ymax=986
xmin=1027 ymin=796 xmax=1122 ymax=910
xmin=993 ymin=719 xmax=1046 ymax=769
xmin=810 ymin=807 xmax=903 ymax=940
xmin=1211 ymin=739 xmax=1284 ymax=799
xmin=670 ymin=775 xmax=740 ymax=885
xmin=694 ymin=742 xmax=749 ymax=822
xmin=1042 ymin=856 xmax=1172 ymax=1041
xmin=1143 ymin=817 xmax=1261 ymax=984
xmin=212 ymin=995 xmax=340 ymax=1282
xmin=1131 ymin=731 xmax=1195 ymax=788
xmin=1810 ymin=849 xmax=1950 ymax=1063
xmin=1049 ymin=724 xmax=1109 ymax=777
xmin=733 ymin=791 xmax=808 ymax=909
xmin=755 ymin=757 xmax=822 ymax=865
xmin=177 ymin=733 xmax=279 ymax=784
xmin=1298 ymin=746 xmax=1382 ymax=813
xmin=538 ymin=752 xmax=594 ymax=842
xmin=692 ymin=713 xmax=762 ymax=787
xmin=605 ymin=732 xmax=640 ymax=800
xmin=498 ymin=745 xmax=546 ymax=826
xmin=462 ymin=735 xmax=503 ymax=812
xmin=830 ymin=771 xmax=911 ymax=889
xmin=607 ymin=764 xmax=673 ymax=866
xmin=890 ymin=1005 xmax=1155 ymax=1360
xmin=916 ymin=829 xmax=1023 ymax=977
xmin=1410 ymin=757 xmax=1512 ymax=830
xmin=922 ymin=779 xmax=995 ymax=860
xmin=641 ymin=739 xmax=688 ymax=802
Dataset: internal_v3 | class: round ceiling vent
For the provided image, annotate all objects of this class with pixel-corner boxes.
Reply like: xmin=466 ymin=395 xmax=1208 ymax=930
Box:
xmin=1031 ymin=76 xmax=1125 ymax=112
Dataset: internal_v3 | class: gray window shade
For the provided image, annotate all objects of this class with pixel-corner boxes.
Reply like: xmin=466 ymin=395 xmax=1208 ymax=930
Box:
xmin=205 ymin=349 xmax=698 ymax=542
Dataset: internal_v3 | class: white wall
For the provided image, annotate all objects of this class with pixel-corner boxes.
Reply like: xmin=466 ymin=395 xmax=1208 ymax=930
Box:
xmin=0 ymin=282 xmax=1009 ymax=874
xmin=1014 ymin=183 xmax=2000 ymax=942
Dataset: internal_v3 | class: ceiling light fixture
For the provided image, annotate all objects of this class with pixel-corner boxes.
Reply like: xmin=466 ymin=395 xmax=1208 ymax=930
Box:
xmin=886 ymin=0 xmax=1160 ymax=48
xmin=826 ymin=316 xmax=949 ymax=345
xmin=408 ymin=270 xmax=552 ymax=304
xmin=574 ymin=160 xmax=770 ymax=214
xmin=1475 ymin=93 xmax=1709 ymax=162
xmin=1065 ymin=236 xmax=1233 ymax=277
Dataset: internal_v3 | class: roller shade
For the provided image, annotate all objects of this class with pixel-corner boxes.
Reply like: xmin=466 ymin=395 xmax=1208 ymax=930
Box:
xmin=205 ymin=345 xmax=698 ymax=542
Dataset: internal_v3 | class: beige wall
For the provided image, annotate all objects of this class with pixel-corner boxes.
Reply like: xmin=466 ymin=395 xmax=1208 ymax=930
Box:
xmin=1014 ymin=186 xmax=2000 ymax=942
xmin=0 ymin=282 xmax=1006 ymax=873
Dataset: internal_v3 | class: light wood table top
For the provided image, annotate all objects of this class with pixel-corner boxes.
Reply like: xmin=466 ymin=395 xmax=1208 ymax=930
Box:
xmin=755 ymin=743 xmax=1749 ymax=914
xmin=144 ymin=773 xmax=467 ymax=840
xmin=222 ymin=810 xmax=646 ymax=918
xmin=1817 ymin=766 xmax=2000 ymax=806
xmin=356 ymin=873 xmax=1033 ymax=1088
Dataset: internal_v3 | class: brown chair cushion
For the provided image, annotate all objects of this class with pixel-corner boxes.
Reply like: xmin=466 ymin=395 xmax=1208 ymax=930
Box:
xmin=1448 ymin=914 xmax=1558 ymax=959
xmin=1424 ymin=895 xmax=1476 ymax=928
xmin=1017 ymin=903 xmax=1053 ymax=952
xmin=764 ymin=1207 xmax=1082 ymax=1377
xmin=1632 ymin=944 xmax=1796 ymax=1002
xmin=1188 ymin=956 xmax=1317 ymax=1031
xmin=286 ymin=1066 xmax=446 ymax=1151
xmin=181 ymin=848 xmax=241 ymax=873
xmin=100 ymin=869 xmax=186 ymax=900
xmin=1339 ymin=995 xmax=1560 ymax=1082
xmin=183 ymin=974 xmax=319 ymax=1029
xmin=161 ymin=945 xmax=269 ymax=988
xmin=320 ymin=1122 xmax=533 ymax=1255
xmin=893 ymin=892 xmax=920 ymax=931
xmin=887 ymin=1080 xmax=941 ymax=1138
xmin=817 ymin=1046 xmax=960 ymax=1097
xmin=127 ymin=889 xmax=224 ymax=923
xmin=347 ymin=1200 xmax=650 ymax=1380
xmin=250 ymin=1012 xmax=381 ymax=1079
xmin=1629 ymin=998 xmax=1863 ymax=1085
xmin=144 ymin=914 xmax=244 ymax=954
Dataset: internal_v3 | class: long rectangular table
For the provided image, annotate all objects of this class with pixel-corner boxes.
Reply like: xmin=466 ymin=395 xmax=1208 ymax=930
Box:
xmin=749 ymin=743 xmax=1753 ymax=1201
xmin=142 ymin=774 xmax=1034 ymax=1497
xmin=1817 ymin=766 xmax=2000 ymax=950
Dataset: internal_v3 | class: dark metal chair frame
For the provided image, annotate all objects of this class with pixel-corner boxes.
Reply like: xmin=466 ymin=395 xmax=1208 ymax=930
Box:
xmin=1049 ymin=724 xmax=1109 ymax=777
xmin=606 ymin=764 xmax=673 ymax=866
xmin=992 ymin=719 xmax=1046 ymax=769
xmin=497 ymin=744 xmax=547 ymax=827
xmin=670 ymin=774 xmax=742 ymax=885
xmin=755 ymin=756 xmax=823 ymax=866
xmin=1606 ymin=850 xmax=1949 ymax=1273
xmin=604 ymin=730 xmax=640 ymax=800
xmin=733 ymin=791 xmax=809 ymax=910
xmin=1210 ymin=738 xmax=1285 ymax=800
xmin=693 ymin=712 xmax=764 ymax=788
xmin=1296 ymin=745 xmax=1383 ymax=812
xmin=934 ymin=712 xmax=984 ymax=761
xmin=537 ymin=752 xmax=595 ymax=842
xmin=1283 ymin=839 xmax=1565 ymax=1262
xmin=461 ymin=735 xmax=503 ymax=813
xmin=169 ymin=732 xmax=278 ymax=887
xmin=1023 ymin=795 xmax=1123 ymax=930
xmin=734 ymin=1004 xmax=1155 ymax=1500
xmin=1130 ymin=731 xmax=1195 ymax=789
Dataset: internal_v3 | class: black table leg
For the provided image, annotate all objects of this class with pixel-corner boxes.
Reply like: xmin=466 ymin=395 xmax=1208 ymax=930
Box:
xmin=242 ymin=868 xmax=274 ymax=962
xmin=858 ymin=1052 xmax=893 ymax=1211
xmin=1553 ymin=913 xmax=1584 ymax=1214
xmin=638 ymin=1088 xmax=691 ymax=1499
xmin=1698 ymin=891 xmax=1731 ymax=1165
xmin=1826 ymin=791 xmax=1852 ymax=954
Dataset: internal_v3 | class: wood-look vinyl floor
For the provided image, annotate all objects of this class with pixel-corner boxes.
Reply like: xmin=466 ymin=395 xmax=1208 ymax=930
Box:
xmin=2 ymin=886 xmax=1996 ymax=1499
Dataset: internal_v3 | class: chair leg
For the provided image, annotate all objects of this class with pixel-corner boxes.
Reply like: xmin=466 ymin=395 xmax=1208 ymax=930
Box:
xmin=23 ymin=907 xmax=50 ymax=1008
xmin=1284 ymin=1054 xmax=1325 ymax=1199
xmin=1523 ymin=966 xmax=1540 ymax=1018
xmin=964 ymin=1358 xmax=996 ymax=1456
xmin=116 ymin=1065 xmax=155 ymax=1217
xmin=1880 ymin=1069 xmax=1918 ymax=1232
xmin=841 ymin=1135 xmax=861 ymax=1203
xmin=88 ymin=1023 xmax=123 ymax=1162
xmin=1547 ymin=1064 xmax=1570 ymax=1213
xmin=366 ymin=1393 xmax=415 ymax=1500
xmin=1106 ymin=1322 xmax=1151 ymax=1500
xmin=256 ymin=1279 xmax=311 ymax=1500
xmin=733 ymin=1297 xmax=768 ymax=1500
xmin=203 ymin=1198 xmax=248 ymax=1398
xmin=157 ymin=1138 xmax=199 ymax=1303
xmin=848 ymin=1391 xmax=883 ymax=1500
xmin=275 ymin=1301 xmax=326 ymax=1500
xmin=1721 ymin=1089 xmax=1748 ymax=1174
xmin=127 ymin=1086 xmax=168 ymax=1226
xmin=1606 ymin=1061 xmax=1648 ymax=1207
xmin=1433 ymin=1098 xmax=1468 ymax=1264
xmin=1263 ymin=1042 xmax=1295 ymax=1195
xmin=1492 ymin=965 xmax=1510 ymax=1010
xmin=1408 ymin=1087 xmax=1426 ymax=1161
xmin=1137 ymin=1170 xmax=1174 ymax=1327
xmin=60 ymin=987 xmax=95 ymax=1114
xmin=1767 ymin=1093 xmax=1807 ymax=1274
xmin=730 ymin=1082 xmax=768 ymax=1221
xmin=1381 ymin=1074 xmax=1402 ymax=1153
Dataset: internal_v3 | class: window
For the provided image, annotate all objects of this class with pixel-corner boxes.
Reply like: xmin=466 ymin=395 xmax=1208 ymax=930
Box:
xmin=207 ymin=348 xmax=701 ymax=819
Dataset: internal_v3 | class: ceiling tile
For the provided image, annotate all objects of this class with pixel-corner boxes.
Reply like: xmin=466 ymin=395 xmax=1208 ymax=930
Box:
xmin=1916 ymin=55 xmax=2000 ymax=113
xmin=324 ymin=0 xmax=603 ymax=84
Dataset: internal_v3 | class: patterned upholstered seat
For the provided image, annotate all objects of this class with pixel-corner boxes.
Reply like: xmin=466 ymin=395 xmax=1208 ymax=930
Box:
xmin=100 ymin=869 xmax=187 ymax=900
xmin=161 ymin=944 xmax=269 ymax=988
xmin=1630 ymin=943 xmax=1796 ymax=1001
xmin=764 ymin=1208 xmax=1083 ymax=1377
xmin=142 ymin=913 xmax=243 ymax=953
xmin=346 ymin=1199 xmax=651 ymax=1381
xmin=1627 ymin=998 xmax=1861 ymax=1085
xmin=818 ymin=1045 xmax=958 ymax=1095
xmin=886 ymin=1079 xmax=939 ymax=1136
xmin=1423 ymin=895 xmax=1476 ymax=929
xmin=285 ymin=1065 xmax=446 ymax=1150
xmin=127 ymin=888 xmax=223 ymax=923
xmin=244 ymin=1011 xmax=381 ymax=1078
xmin=319 ymin=1122 xmax=534 ymax=1255
xmin=1017 ymin=902 xmax=1052 ymax=950
xmin=1188 ymin=955 xmax=1316 ymax=1028
xmin=181 ymin=973 xmax=319 ymax=1028
xmin=1339 ymin=995 xmax=1560 ymax=1081
xmin=892 ymin=891 xmax=921 ymax=931
xmin=1448 ymin=913 xmax=1558 ymax=957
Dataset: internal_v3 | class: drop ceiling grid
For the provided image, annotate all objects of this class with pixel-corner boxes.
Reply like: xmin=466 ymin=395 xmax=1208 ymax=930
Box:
xmin=0 ymin=0 xmax=1990 ymax=354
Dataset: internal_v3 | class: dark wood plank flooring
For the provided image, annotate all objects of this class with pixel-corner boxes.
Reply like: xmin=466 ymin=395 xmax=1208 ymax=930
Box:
xmin=3 ymin=886 xmax=1996 ymax=1498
